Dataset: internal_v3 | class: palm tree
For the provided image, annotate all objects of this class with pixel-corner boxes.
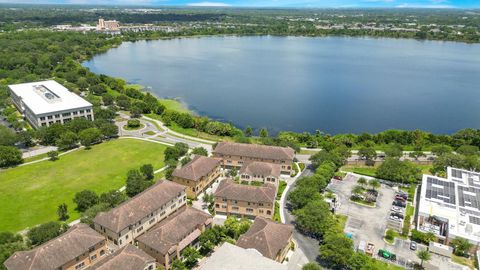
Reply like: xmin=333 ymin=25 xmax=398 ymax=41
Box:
xmin=352 ymin=185 xmax=364 ymax=195
xmin=357 ymin=177 xmax=367 ymax=187
xmin=368 ymin=179 xmax=381 ymax=190
xmin=417 ymin=250 xmax=431 ymax=269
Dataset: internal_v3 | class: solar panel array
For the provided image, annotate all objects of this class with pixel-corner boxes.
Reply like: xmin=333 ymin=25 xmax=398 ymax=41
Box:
xmin=458 ymin=186 xmax=480 ymax=211
xmin=426 ymin=177 xmax=456 ymax=205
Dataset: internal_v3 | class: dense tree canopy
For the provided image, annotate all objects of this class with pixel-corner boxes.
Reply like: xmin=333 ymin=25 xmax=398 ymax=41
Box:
xmin=73 ymin=190 xmax=99 ymax=212
xmin=376 ymin=158 xmax=421 ymax=183
xmin=27 ymin=222 xmax=68 ymax=246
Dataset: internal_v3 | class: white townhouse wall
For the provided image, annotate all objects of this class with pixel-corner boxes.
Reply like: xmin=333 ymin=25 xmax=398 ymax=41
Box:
xmin=8 ymin=80 xmax=94 ymax=129
xmin=93 ymin=180 xmax=187 ymax=248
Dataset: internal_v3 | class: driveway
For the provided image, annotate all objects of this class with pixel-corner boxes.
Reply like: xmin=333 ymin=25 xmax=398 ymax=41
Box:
xmin=282 ymin=165 xmax=321 ymax=264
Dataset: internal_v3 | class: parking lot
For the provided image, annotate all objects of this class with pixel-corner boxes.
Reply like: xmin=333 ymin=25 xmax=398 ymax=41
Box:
xmin=328 ymin=174 xmax=425 ymax=268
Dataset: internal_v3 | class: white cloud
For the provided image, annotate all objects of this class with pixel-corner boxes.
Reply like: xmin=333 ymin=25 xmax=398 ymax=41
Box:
xmin=187 ymin=1 xmax=231 ymax=6
xmin=395 ymin=3 xmax=454 ymax=8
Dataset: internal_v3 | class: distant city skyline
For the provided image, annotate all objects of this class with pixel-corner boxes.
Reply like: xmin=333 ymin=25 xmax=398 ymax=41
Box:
xmin=0 ymin=0 xmax=478 ymax=8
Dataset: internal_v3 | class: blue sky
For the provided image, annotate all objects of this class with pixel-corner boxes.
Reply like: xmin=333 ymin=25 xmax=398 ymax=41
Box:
xmin=0 ymin=0 xmax=478 ymax=8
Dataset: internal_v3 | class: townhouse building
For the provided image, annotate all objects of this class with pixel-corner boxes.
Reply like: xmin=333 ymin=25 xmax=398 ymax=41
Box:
xmin=93 ymin=180 xmax=187 ymax=248
xmin=213 ymin=179 xmax=276 ymax=219
xmin=4 ymin=224 xmax=107 ymax=270
xmin=239 ymin=161 xmax=281 ymax=186
xmin=212 ymin=142 xmax=295 ymax=174
xmin=137 ymin=206 xmax=212 ymax=269
xmin=236 ymin=217 xmax=293 ymax=262
xmin=171 ymin=155 xmax=222 ymax=198
xmin=87 ymin=244 xmax=156 ymax=270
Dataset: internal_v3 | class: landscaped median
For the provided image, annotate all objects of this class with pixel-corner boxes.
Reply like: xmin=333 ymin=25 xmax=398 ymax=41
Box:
xmin=0 ymin=138 xmax=167 ymax=232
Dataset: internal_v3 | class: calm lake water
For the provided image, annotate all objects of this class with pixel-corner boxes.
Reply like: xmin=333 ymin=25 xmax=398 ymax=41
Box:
xmin=83 ymin=36 xmax=480 ymax=134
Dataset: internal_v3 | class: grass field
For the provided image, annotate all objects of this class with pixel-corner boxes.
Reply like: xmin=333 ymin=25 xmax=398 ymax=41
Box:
xmin=0 ymin=139 xmax=167 ymax=232
xmin=145 ymin=113 xmax=230 ymax=142
xmin=276 ymin=180 xmax=287 ymax=200
xmin=452 ymin=254 xmax=475 ymax=269
xmin=341 ymin=164 xmax=433 ymax=178
xmin=159 ymin=99 xmax=191 ymax=113
xmin=341 ymin=166 xmax=377 ymax=177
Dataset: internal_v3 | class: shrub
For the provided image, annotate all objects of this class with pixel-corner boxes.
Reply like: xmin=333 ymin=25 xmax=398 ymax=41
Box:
xmin=411 ymin=229 xmax=436 ymax=245
xmin=127 ymin=119 xmax=141 ymax=128
xmin=385 ymin=229 xmax=396 ymax=242
xmin=402 ymin=215 xmax=411 ymax=236
xmin=0 ymin=146 xmax=23 ymax=168
xmin=47 ymin=150 xmax=59 ymax=161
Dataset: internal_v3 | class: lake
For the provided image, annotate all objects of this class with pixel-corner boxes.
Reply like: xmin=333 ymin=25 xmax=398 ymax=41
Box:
xmin=83 ymin=36 xmax=480 ymax=134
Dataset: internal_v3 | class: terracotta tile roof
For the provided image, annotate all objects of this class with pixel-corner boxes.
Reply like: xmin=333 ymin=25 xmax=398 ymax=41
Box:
xmin=87 ymin=244 xmax=155 ymax=270
xmin=236 ymin=217 xmax=293 ymax=260
xmin=4 ymin=224 xmax=105 ymax=270
xmin=172 ymin=155 xmax=220 ymax=182
xmin=136 ymin=206 xmax=212 ymax=256
xmin=94 ymin=180 xmax=186 ymax=233
xmin=213 ymin=142 xmax=295 ymax=161
xmin=213 ymin=180 xmax=276 ymax=204
xmin=239 ymin=161 xmax=281 ymax=178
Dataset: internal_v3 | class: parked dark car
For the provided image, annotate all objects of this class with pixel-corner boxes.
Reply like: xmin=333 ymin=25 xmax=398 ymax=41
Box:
xmin=396 ymin=192 xmax=408 ymax=200
xmin=392 ymin=201 xmax=406 ymax=208
xmin=395 ymin=195 xmax=406 ymax=202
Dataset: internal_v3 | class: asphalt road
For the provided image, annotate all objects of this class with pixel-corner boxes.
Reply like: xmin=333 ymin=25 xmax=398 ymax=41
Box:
xmin=282 ymin=165 xmax=321 ymax=264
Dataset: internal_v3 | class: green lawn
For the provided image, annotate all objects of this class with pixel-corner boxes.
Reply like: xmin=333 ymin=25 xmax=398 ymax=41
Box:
xmin=0 ymin=139 xmax=167 ymax=232
xmin=273 ymin=201 xmax=281 ymax=222
xmin=277 ymin=180 xmax=287 ymax=200
xmin=145 ymin=113 xmax=231 ymax=143
xmin=452 ymin=254 xmax=475 ymax=269
xmin=406 ymin=204 xmax=414 ymax=216
xmin=23 ymin=153 xmax=49 ymax=163
xmin=159 ymin=99 xmax=191 ymax=113
xmin=341 ymin=166 xmax=377 ymax=177
xmin=299 ymin=149 xmax=320 ymax=155
xmin=342 ymin=165 xmax=432 ymax=178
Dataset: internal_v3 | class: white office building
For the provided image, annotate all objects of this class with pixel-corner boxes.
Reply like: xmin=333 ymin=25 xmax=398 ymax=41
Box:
xmin=8 ymin=80 xmax=94 ymax=129
xmin=417 ymin=167 xmax=480 ymax=245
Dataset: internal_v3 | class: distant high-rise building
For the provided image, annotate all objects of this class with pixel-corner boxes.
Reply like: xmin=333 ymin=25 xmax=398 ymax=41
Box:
xmin=97 ymin=18 xmax=119 ymax=31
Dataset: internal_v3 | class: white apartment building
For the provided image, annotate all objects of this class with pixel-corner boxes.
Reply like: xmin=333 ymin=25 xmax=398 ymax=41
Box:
xmin=93 ymin=180 xmax=187 ymax=248
xmin=418 ymin=167 xmax=480 ymax=245
xmin=8 ymin=80 xmax=94 ymax=129
xmin=97 ymin=18 xmax=120 ymax=30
